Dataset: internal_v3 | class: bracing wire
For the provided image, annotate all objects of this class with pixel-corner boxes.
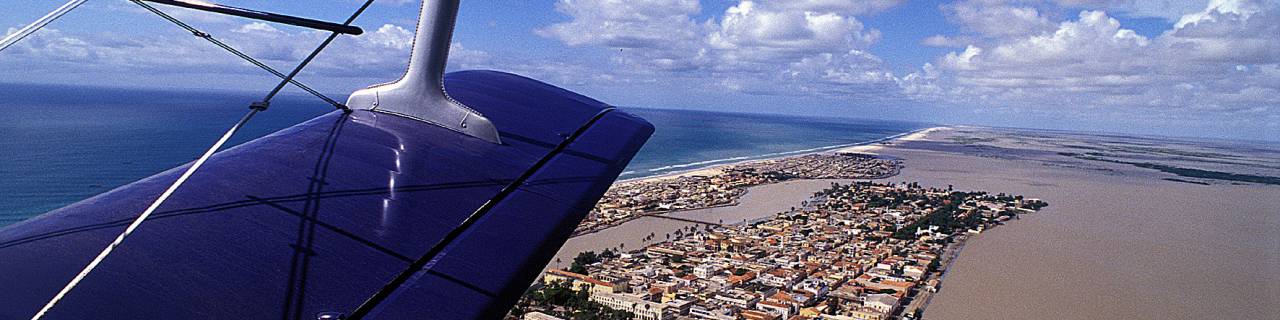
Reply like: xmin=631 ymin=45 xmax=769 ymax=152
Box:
xmin=0 ymin=0 xmax=348 ymax=110
xmin=0 ymin=0 xmax=89 ymax=53
xmin=29 ymin=1 xmax=378 ymax=318
xmin=258 ymin=0 xmax=378 ymax=108
xmin=129 ymin=0 xmax=348 ymax=111
xmin=31 ymin=109 xmax=261 ymax=320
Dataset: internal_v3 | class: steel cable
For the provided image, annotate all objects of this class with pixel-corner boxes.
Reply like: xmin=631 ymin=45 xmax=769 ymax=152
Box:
xmin=130 ymin=0 xmax=348 ymax=110
xmin=0 ymin=0 xmax=89 ymax=53
xmin=30 ymin=1 xmax=380 ymax=318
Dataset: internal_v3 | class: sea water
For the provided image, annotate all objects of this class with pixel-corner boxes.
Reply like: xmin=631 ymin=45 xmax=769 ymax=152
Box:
xmin=0 ymin=83 xmax=926 ymax=226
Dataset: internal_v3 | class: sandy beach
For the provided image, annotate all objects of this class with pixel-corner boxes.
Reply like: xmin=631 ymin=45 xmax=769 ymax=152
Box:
xmin=837 ymin=126 xmax=947 ymax=154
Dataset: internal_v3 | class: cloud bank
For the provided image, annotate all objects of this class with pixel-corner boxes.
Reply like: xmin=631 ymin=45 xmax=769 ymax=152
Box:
xmin=904 ymin=0 xmax=1279 ymax=130
xmin=2 ymin=0 xmax=1277 ymax=139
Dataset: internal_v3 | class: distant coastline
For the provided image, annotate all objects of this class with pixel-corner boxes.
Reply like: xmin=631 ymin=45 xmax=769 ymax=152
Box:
xmin=617 ymin=126 xmax=943 ymax=184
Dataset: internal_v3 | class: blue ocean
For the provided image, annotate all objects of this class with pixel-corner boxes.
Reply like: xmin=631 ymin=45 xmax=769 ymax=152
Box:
xmin=0 ymin=83 xmax=927 ymax=226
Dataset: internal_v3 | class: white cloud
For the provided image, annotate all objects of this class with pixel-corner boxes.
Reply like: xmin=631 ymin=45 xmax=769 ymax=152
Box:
xmin=537 ymin=0 xmax=703 ymax=49
xmin=536 ymin=0 xmax=708 ymax=72
xmin=921 ymin=34 xmax=976 ymax=47
xmin=767 ymin=0 xmax=905 ymax=16
xmin=1058 ymin=0 xmax=1227 ymax=20
xmin=940 ymin=45 xmax=983 ymax=70
xmin=709 ymin=1 xmax=879 ymax=56
xmin=535 ymin=0 xmax=902 ymax=98
xmin=358 ymin=24 xmax=414 ymax=51
xmin=1168 ymin=0 xmax=1280 ymax=64
xmin=942 ymin=1 xmax=1055 ymax=38
xmin=1 ymin=19 xmax=443 ymax=87
xmin=908 ymin=0 xmax=1280 ymax=125
xmin=986 ymin=11 xmax=1150 ymax=65
xmin=232 ymin=22 xmax=286 ymax=36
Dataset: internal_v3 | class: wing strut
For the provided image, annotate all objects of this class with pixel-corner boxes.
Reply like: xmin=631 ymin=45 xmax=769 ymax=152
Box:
xmin=139 ymin=0 xmax=364 ymax=35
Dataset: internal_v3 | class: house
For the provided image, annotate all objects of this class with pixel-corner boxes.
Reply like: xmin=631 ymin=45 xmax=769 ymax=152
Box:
xmin=795 ymin=277 xmax=831 ymax=296
xmin=759 ymin=268 xmax=805 ymax=288
xmin=694 ymin=264 xmax=721 ymax=279
xmin=757 ymin=300 xmax=792 ymax=319
xmin=863 ymin=294 xmax=900 ymax=315
xmin=715 ymin=289 xmax=761 ymax=308
xmin=742 ymin=309 xmax=780 ymax=320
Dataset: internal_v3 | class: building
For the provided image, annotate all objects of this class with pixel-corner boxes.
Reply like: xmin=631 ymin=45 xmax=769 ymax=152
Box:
xmin=694 ymin=264 xmax=721 ymax=279
xmin=647 ymin=246 xmax=687 ymax=258
xmin=756 ymin=299 xmax=792 ymax=319
xmin=543 ymin=269 xmax=624 ymax=294
xmin=795 ymin=277 xmax=831 ymax=296
xmin=741 ymin=309 xmax=780 ymax=320
xmin=759 ymin=268 xmax=805 ymax=288
xmin=715 ymin=289 xmax=762 ymax=308
xmin=863 ymin=294 xmax=900 ymax=315
xmin=522 ymin=312 xmax=565 ymax=320
xmin=843 ymin=307 xmax=889 ymax=320
xmin=589 ymin=292 xmax=677 ymax=320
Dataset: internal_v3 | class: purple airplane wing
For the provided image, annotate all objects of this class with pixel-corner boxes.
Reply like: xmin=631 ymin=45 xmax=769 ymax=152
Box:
xmin=0 ymin=69 xmax=652 ymax=319
xmin=0 ymin=1 xmax=654 ymax=319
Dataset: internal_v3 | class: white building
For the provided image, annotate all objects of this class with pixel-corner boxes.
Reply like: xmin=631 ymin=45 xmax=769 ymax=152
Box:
xmin=863 ymin=294 xmax=900 ymax=315
xmin=796 ymin=277 xmax=831 ymax=296
xmin=590 ymin=292 xmax=676 ymax=320
xmin=694 ymin=264 xmax=721 ymax=279
xmin=523 ymin=312 xmax=565 ymax=320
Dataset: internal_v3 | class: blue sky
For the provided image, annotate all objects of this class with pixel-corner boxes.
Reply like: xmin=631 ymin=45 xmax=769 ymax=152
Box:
xmin=2 ymin=0 xmax=1277 ymax=141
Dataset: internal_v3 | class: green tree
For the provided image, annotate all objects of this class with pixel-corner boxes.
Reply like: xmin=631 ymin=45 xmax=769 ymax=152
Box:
xmin=569 ymin=251 xmax=601 ymax=274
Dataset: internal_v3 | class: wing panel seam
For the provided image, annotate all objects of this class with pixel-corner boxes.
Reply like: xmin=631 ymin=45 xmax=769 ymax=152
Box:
xmin=346 ymin=107 xmax=617 ymax=319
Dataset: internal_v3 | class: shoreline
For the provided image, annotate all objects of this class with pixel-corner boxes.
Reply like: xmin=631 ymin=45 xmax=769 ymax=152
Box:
xmin=535 ymin=124 xmax=1053 ymax=320
xmin=571 ymin=126 xmax=945 ymax=238
xmin=615 ymin=126 xmax=946 ymax=186
xmin=541 ymin=125 xmax=1280 ymax=319
xmin=873 ymin=127 xmax=1280 ymax=320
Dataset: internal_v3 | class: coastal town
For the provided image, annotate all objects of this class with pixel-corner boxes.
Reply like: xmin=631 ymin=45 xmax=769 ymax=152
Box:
xmin=576 ymin=153 xmax=901 ymax=236
xmin=509 ymin=178 xmax=1047 ymax=320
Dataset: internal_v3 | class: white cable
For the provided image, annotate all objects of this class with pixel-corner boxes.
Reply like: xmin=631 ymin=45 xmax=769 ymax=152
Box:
xmin=31 ymin=109 xmax=260 ymax=320
xmin=0 ymin=0 xmax=89 ymax=53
